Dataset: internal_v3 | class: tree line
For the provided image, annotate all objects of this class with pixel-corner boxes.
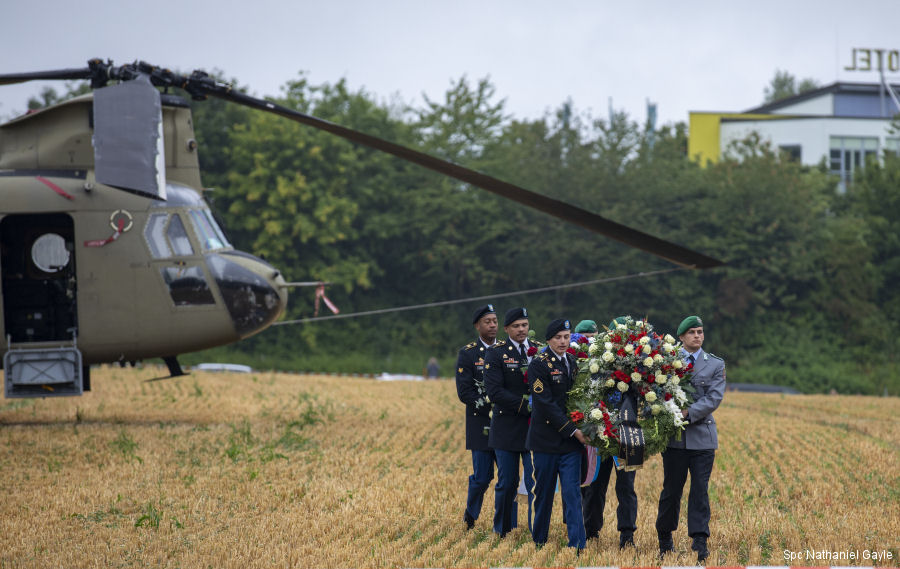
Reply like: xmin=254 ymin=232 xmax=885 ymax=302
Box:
xmin=22 ymin=74 xmax=899 ymax=395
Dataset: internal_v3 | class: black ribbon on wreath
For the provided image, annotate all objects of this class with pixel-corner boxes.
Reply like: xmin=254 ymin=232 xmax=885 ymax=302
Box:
xmin=617 ymin=391 xmax=646 ymax=471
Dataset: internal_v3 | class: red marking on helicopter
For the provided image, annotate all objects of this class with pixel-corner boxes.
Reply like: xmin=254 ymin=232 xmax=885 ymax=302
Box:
xmin=84 ymin=218 xmax=125 ymax=247
xmin=35 ymin=176 xmax=74 ymax=200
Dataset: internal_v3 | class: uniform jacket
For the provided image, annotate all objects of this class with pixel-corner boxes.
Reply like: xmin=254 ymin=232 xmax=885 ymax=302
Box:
xmin=455 ymin=338 xmax=493 ymax=451
xmin=525 ymin=350 xmax=582 ymax=455
xmin=484 ymin=339 xmax=533 ymax=452
xmin=668 ymin=349 xmax=725 ymax=450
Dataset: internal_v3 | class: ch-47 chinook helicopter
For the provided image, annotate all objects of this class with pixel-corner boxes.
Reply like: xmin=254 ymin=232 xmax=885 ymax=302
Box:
xmin=0 ymin=59 xmax=721 ymax=399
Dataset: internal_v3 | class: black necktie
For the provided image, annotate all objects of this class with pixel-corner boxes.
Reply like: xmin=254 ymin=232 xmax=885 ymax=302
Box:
xmin=519 ymin=343 xmax=526 ymax=361
xmin=687 ymin=354 xmax=695 ymax=366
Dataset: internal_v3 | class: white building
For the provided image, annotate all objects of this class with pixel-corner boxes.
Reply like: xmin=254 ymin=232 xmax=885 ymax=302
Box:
xmin=689 ymin=82 xmax=900 ymax=190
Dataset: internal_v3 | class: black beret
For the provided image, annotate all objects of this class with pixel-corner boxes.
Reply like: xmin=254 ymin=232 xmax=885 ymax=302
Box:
xmin=472 ymin=304 xmax=497 ymax=324
xmin=504 ymin=307 xmax=528 ymax=326
xmin=545 ymin=318 xmax=571 ymax=341
xmin=677 ymin=315 xmax=703 ymax=336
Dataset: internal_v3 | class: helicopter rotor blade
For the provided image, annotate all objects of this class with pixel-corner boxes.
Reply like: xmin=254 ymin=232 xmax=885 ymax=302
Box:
xmin=207 ymin=86 xmax=723 ymax=269
xmin=1 ymin=59 xmax=723 ymax=269
xmin=0 ymin=67 xmax=93 ymax=86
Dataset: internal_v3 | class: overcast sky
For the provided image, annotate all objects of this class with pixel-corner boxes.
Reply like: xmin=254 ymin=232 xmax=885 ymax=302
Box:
xmin=2 ymin=0 xmax=898 ymax=127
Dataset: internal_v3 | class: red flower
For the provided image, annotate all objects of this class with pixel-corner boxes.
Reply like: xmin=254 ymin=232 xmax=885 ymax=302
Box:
xmin=522 ymin=370 xmax=528 ymax=382
xmin=570 ymin=411 xmax=584 ymax=422
xmin=617 ymin=349 xmax=625 ymax=357
xmin=577 ymin=351 xmax=588 ymax=359
xmin=611 ymin=334 xmax=622 ymax=343
xmin=646 ymin=376 xmax=655 ymax=384
xmin=665 ymin=393 xmax=673 ymax=401
xmin=527 ymin=346 xmax=538 ymax=357
xmin=577 ymin=336 xmax=589 ymax=344
xmin=566 ymin=347 xmax=576 ymax=355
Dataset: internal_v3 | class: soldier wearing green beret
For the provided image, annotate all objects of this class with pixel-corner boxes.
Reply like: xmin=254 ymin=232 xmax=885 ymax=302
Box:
xmin=656 ymin=315 xmax=726 ymax=563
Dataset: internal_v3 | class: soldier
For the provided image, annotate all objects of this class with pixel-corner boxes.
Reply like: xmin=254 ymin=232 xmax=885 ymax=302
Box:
xmin=656 ymin=315 xmax=726 ymax=563
xmin=484 ymin=307 xmax=536 ymax=536
xmin=581 ymin=317 xmax=638 ymax=548
xmin=455 ymin=304 xmax=499 ymax=530
xmin=526 ymin=318 xmax=587 ymax=550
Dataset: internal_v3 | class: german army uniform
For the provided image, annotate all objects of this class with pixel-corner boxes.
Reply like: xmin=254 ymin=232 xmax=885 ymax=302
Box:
xmin=526 ymin=338 xmax=586 ymax=548
xmin=484 ymin=337 xmax=535 ymax=535
xmin=455 ymin=337 xmax=496 ymax=528
xmin=656 ymin=343 xmax=725 ymax=559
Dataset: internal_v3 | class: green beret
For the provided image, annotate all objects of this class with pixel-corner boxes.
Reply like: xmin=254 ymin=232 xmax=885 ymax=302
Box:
xmin=574 ymin=320 xmax=598 ymax=334
xmin=677 ymin=315 xmax=704 ymax=337
xmin=608 ymin=316 xmax=627 ymax=330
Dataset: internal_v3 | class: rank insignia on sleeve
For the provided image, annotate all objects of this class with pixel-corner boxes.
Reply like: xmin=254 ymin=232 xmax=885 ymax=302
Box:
xmin=533 ymin=379 xmax=544 ymax=393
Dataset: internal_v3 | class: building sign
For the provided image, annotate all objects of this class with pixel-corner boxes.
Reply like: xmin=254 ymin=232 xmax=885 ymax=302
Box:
xmin=844 ymin=48 xmax=900 ymax=72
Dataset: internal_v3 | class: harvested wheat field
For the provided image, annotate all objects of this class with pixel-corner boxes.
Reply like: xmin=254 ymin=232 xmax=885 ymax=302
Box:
xmin=0 ymin=366 xmax=897 ymax=568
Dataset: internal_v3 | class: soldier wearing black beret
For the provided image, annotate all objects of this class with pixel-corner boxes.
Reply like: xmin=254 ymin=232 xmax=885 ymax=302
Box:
xmin=526 ymin=318 xmax=587 ymax=550
xmin=455 ymin=304 xmax=499 ymax=530
xmin=483 ymin=307 xmax=536 ymax=536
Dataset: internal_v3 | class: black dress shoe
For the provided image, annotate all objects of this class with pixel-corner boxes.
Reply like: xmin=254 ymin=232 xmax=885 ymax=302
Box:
xmin=464 ymin=512 xmax=475 ymax=530
xmin=658 ymin=532 xmax=674 ymax=558
xmin=692 ymin=535 xmax=709 ymax=563
xmin=619 ymin=531 xmax=635 ymax=549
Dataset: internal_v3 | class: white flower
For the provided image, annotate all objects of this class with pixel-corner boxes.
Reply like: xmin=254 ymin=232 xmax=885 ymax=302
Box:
xmin=590 ymin=408 xmax=604 ymax=420
xmin=643 ymin=357 xmax=654 ymax=368
xmin=616 ymin=323 xmax=626 ymax=330
xmin=604 ymin=342 xmax=613 ymax=351
xmin=636 ymin=320 xmax=644 ymax=327
xmin=662 ymin=343 xmax=674 ymax=352
xmin=617 ymin=381 xmax=629 ymax=392
xmin=602 ymin=351 xmax=614 ymax=363
xmin=588 ymin=342 xmax=599 ymax=355
xmin=665 ymin=334 xmax=675 ymax=344
xmin=589 ymin=362 xmax=600 ymax=374
xmin=653 ymin=353 xmax=664 ymax=363
xmin=656 ymin=374 xmax=667 ymax=385
xmin=645 ymin=391 xmax=657 ymax=403
xmin=651 ymin=404 xmax=662 ymax=416
xmin=605 ymin=379 xmax=615 ymax=388
xmin=672 ymin=376 xmax=680 ymax=385
xmin=624 ymin=344 xmax=634 ymax=354
xmin=673 ymin=359 xmax=683 ymax=369
xmin=639 ymin=336 xmax=650 ymax=345
xmin=630 ymin=372 xmax=642 ymax=382
xmin=642 ymin=344 xmax=652 ymax=354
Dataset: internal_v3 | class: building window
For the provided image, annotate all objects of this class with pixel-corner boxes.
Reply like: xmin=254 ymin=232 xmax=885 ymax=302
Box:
xmin=830 ymin=136 xmax=878 ymax=189
xmin=778 ymin=144 xmax=802 ymax=162
xmin=885 ymin=138 xmax=900 ymax=158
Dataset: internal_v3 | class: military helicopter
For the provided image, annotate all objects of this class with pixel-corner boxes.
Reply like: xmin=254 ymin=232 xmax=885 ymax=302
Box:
xmin=0 ymin=59 xmax=721 ymax=398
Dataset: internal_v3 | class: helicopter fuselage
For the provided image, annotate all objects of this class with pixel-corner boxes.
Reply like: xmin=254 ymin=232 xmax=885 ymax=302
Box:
xmin=0 ymin=92 xmax=286 ymax=395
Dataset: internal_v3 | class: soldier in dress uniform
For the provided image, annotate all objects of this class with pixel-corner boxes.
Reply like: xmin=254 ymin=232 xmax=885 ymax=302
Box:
xmin=526 ymin=318 xmax=587 ymax=550
xmin=455 ymin=304 xmax=499 ymax=530
xmin=483 ymin=307 xmax=536 ymax=537
xmin=656 ymin=315 xmax=726 ymax=563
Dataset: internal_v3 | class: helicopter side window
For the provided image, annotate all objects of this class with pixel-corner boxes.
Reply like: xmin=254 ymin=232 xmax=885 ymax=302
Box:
xmin=145 ymin=213 xmax=172 ymax=259
xmin=188 ymin=209 xmax=228 ymax=252
xmin=160 ymin=265 xmax=215 ymax=306
xmin=166 ymin=214 xmax=194 ymax=256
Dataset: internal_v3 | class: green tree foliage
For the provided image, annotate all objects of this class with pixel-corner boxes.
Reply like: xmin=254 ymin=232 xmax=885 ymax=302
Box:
xmin=763 ymin=69 xmax=821 ymax=104
xmin=136 ymin=73 xmax=893 ymax=394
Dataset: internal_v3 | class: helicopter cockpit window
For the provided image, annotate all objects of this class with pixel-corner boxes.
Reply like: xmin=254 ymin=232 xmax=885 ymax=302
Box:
xmin=31 ymin=233 xmax=71 ymax=273
xmin=188 ymin=209 xmax=231 ymax=252
xmin=160 ymin=265 xmax=215 ymax=306
xmin=166 ymin=214 xmax=194 ymax=256
xmin=145 ymin=213 xmax=172 ymax=259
